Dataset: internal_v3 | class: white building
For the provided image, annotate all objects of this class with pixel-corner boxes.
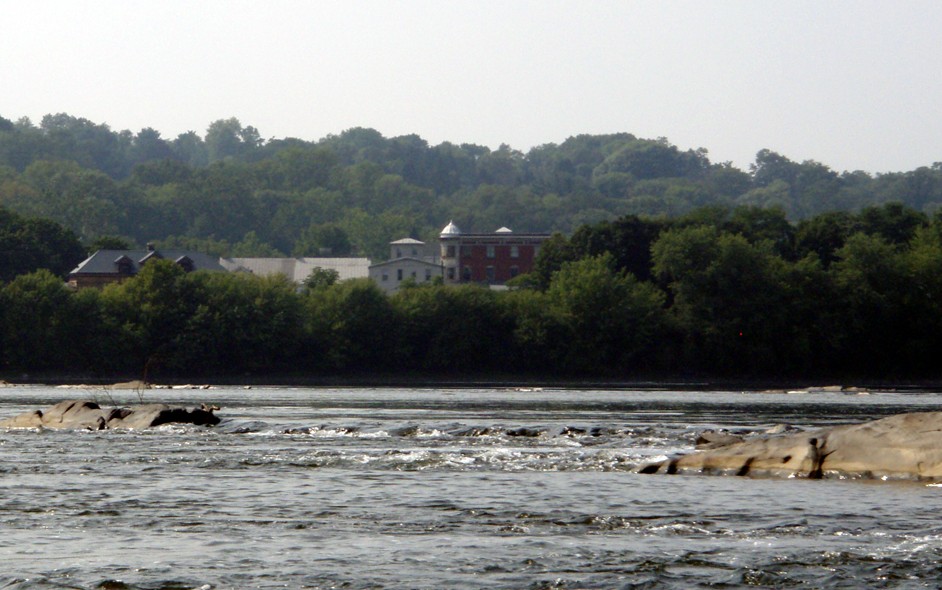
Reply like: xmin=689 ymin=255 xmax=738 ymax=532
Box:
xmin=222 ymin=257 xmax=371 ymax=283
xmin=369 ymin=238 xmax=443 ymax=294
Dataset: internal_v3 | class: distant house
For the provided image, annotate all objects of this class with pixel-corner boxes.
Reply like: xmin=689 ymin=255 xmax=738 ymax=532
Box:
xmin=438 ymin=221 xmax=549 ymax=286
xmin=222 ymin=257 xmax=371 ymax=283
xmin=369 ymin=238 xmax=443 ymax=294
xmin=69 ymin=224 xmax=547 ymax=292
xmin=68 ymin=245 xmax=229 ymax=289
xmin=68 ymin=246 xmax=372 ymax=289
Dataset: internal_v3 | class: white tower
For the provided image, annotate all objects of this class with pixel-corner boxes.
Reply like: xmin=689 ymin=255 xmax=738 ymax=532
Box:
xmin=439 ymin=220 xmax=461 ymax=283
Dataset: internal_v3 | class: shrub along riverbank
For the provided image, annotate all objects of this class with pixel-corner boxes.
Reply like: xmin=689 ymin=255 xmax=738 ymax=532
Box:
xmin=4 ymin=203 xmax=942 ymax=383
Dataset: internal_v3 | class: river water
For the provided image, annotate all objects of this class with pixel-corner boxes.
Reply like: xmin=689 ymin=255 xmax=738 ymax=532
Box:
xmin=1 ymin=385 xmax=941 ymax=589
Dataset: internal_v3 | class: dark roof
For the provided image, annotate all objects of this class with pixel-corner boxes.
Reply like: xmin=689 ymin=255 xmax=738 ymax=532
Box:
xmin=69 ymin=249 xmax=228 ymax=277
xmin=440 ymin=232 xmax=551 ymax=244
xmin=450 ymin=232 xmax=551 ymax=238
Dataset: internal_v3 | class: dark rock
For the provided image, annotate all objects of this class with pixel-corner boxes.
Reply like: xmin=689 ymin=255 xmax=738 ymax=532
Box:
xmin=506 ymin=427 xmax=543 ymax=437
xmin=694 ymin=430 xmax=744 ymax=449
xmin=0 ymin=400 xmax=220 ymax=430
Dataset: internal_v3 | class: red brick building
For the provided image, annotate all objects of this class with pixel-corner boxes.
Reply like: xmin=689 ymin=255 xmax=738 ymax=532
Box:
xmin=439 ymin=222 xmax=549 ymax=286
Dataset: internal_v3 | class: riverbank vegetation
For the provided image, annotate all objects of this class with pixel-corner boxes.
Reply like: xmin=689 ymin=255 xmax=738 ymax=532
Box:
xmin=3 ymin=113 xmax=942 ymax=380
xmin=3 ymin=202 xmax=942 ymax=381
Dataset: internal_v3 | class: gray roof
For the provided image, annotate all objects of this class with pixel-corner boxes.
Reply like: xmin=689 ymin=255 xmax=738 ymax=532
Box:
xmin=69 ymin=249 xmax=228 ymax=276
xmin=390 ymin=238 xmax=425 ymax=245
xmin=369 ymin=257 xmax=442 ymax=269
xmin=224 ymin=257 xmax=371 ymax=282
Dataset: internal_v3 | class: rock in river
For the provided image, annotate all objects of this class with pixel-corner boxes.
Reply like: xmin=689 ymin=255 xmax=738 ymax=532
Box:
xmin=639 ymin=411 xmax=942 ymax=481
xmin=0 ymin=400 xmax=220 ymax=430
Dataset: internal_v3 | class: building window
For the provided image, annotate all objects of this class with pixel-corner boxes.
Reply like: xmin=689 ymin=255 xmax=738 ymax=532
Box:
xmin=138 ymin=251 xmax=161 ymax=266
xmin=114 ymin=256 xmax=134 ymax=275
xmin=510 ymin=245 xmax=519 ymax=258
xmin=396 ymin=248 xmax=402 ymax=258
xmin=486 ymin=266 xmax=495 ymax=282
xmin=510 ymin=265 xmax=519 ymax=278
xmin=447 ymin=267 xmax=455 ymax=280
xmin=411 ymin=248 xmax=418 ymax=256
xmin=446 ymin=245 xmax=456 ymax=257
xmin=382 ymin=272 xmax=388 ymax=281
xmin=486 ymin=245 xmax=495 ymax=258
xmin=425 ymin=269 xmax=432 ymax=281
xmin=411 ymin=271 xmax=416 ymax=279
xmin=460 ymin=245 xmax=472 ymax=257
xmin=175 ymin=256 xmax=194 ymax=273
xmin=463 ymin=266 xmax=472 ymax=281
xmin=397 ymin=269 xmax=403 ymax=281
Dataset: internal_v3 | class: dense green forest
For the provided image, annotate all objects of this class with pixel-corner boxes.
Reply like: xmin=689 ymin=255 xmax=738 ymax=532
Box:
xmin=3 ymin=112 xmax=942 ymax=381
xmin=0 ymin=205 xmax=85 ymax=282
xmin=2 ymin=113 xmax=942 ymax=260
xmin=3 ymin=202 xmax=942 ymax=381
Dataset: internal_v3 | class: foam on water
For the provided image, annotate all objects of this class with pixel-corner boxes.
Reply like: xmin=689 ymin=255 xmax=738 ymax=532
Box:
xmin=1 ymin=385 xmax=941 ymax=588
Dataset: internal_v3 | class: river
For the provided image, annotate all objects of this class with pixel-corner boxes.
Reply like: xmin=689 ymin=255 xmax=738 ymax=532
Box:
xmin=0 ymin=385 xmax=940 ymax=589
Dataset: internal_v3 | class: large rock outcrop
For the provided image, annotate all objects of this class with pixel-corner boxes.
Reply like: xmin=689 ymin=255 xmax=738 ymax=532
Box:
xmin=0 ymin=400 xmax=220 ymax=430
xmin=639 ymin=411 xmax=942 ymax=480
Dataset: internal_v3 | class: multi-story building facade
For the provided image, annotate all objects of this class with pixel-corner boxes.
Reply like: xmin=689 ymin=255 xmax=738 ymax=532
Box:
xmin=69 ymin=224 xmax=549 ymax=294
xmin=368 ymin=238 xmax=443 ymax=294
xmin=439 ymin=221 xmax=549 ymax=286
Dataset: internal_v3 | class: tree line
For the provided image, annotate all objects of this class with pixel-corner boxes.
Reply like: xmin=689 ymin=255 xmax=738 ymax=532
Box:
xmin=0 ymin=205 xmax=85 ymax=282
xmin=2 ymin=113 xmax=942 ymax=261
xmin=3 ymin=202 xmax=941 ymax=381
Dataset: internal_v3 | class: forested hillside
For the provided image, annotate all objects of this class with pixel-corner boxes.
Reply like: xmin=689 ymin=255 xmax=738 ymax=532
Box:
xmin=0 ymin=206 xmax=85 ymax=282
xmin=2 ymin=113 xmax=941 ymax=260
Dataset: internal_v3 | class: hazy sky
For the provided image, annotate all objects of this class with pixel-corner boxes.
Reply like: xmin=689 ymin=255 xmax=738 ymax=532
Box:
xmin=3 ymin=1 xmax=941 ymax=173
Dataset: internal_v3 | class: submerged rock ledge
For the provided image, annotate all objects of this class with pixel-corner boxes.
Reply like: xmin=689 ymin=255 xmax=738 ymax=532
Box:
xmin=0 ymin=400 xmax=220 ymax=430
xmin=638 ymin=411 xmax=942 ymax=481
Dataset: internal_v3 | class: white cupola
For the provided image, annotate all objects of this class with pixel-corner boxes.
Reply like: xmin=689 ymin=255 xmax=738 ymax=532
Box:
xmin=440 ymin=220 xmax=461 ymax=237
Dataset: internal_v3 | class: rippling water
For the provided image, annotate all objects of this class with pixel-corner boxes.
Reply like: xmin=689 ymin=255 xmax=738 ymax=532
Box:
xmin=1 ymin=385 xmax=941 ymax=589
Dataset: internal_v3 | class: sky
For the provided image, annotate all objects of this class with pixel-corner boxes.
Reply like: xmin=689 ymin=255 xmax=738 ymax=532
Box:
xmin=3 ymin=1 xmax=941 ymax=174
